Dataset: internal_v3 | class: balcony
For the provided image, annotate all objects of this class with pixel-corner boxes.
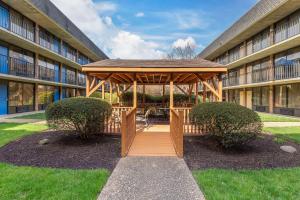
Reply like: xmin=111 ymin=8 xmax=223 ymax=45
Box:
xmin=38 ymin=65 xmax=56 ymax=82
xmin=66 ymin=74 xmax=76 ymax=85
xmin=223 ymin=63 xmax=300 ymax=88
xmin=78 ymin=77 xmax=86 ymax=87
xmin=9 ymin=57 xmax=35 ymax=78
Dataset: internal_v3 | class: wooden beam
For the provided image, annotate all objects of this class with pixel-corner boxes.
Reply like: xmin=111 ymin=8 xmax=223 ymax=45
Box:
xmin=202 ymin=84 xmax=207 ymax=103
xmin=194 ymin=73 xmax=220 ymax=100
xmin=124 ymin=73 xmax=134 ymax=82
xmin=195 ymin=81 xmax=199 ymax=105
xmin=217 ymin=74 xmax=223 ymax=102
xmin=116 ymin=84 xmax=120 ymax=103
xmin=170 ymin=74 xmax=174 ymax=108
xmin=86 ymin=75 xmax=90 ymax=97
xmin=133 ymin=80 xmax=137 ymax=108
xmin=116 ymin=74 xmax=131 ymax=83
xmin=102 ymin=84 xmax=105 ymax=99
xmin=109 ymin=81 xmax=113 ymax=103
xmin=87 ymin=73 xmax=112 ymax=97
xmin=175 ymin=85 xmax=188 ymax=95
xmin=90 ymin=76 xmax=96 ymax=88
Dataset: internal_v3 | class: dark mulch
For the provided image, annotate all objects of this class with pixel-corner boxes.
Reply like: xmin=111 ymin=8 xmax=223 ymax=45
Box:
xmin=184 ymin=134 xmax=300 ymax=170
xmin=0 ymin=131 xmax=120 ymax=171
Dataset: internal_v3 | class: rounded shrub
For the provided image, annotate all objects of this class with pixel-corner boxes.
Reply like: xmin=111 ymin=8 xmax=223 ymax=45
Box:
xmin=190 ymin=102 xmax=262 ymax=148
xmin=46 ymin=97 xmax=112 ymax=139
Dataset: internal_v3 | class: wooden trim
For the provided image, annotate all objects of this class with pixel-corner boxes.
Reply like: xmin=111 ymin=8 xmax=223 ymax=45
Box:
xmin=133 ymin=80 xmax=137 ymax=108
xmin=82 ymin=67 xmax=227 ymax=73
xmin=175 ymin=85 xmax=188 ymax=95
xmin=87 ymin=73 xmax=113 ymax=97
xmin=195 ymin=73 xmax=221 ymax=100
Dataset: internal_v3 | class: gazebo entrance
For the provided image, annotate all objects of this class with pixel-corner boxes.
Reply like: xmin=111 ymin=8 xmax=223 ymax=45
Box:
xmin=82 ymin=59 xmax=226 ymax=157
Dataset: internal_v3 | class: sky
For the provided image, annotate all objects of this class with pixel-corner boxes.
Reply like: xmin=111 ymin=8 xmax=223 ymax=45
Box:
xmin=50 ymin=0 xmax=258 ymax=59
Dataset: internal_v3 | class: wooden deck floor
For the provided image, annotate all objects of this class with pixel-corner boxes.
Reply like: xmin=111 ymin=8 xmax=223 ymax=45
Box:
xmin=128 ymin=132 xmax=176 ymax=157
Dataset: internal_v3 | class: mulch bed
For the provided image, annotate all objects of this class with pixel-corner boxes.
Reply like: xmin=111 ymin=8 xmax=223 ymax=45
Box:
xmin=184 ymin=134 xmax=300 ymax=170
xmin=0 ymin=131 xmax=120 ymax=171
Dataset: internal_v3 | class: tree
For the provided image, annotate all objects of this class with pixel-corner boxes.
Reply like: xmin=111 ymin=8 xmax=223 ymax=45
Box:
xmin=167 ymin=42 xmax=197 ymax=60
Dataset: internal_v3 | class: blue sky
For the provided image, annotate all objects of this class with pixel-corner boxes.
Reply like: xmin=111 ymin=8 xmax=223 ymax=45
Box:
xmin=51 ymin=0 xmax=257 ymax=59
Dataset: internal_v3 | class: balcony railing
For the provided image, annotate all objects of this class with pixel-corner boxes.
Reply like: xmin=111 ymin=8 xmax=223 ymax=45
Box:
xmin=78 ymin=77 xmax=86 ymax=86
xmin=38 ymin=65 xmax=56 ymax=82
xmin=66 ymin=74 xmax=76 ymax=85
xmin=9 ymin=57 xmax=35 ymax=78
xmin=223 ymin=63 xmax=300 ymax=87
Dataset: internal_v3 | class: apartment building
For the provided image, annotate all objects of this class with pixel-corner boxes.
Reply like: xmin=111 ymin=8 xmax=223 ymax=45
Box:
xmin=199 ymin=0 xmax=300 ymax=117
xmin=0 ymin=0 xmax=108 ymax=115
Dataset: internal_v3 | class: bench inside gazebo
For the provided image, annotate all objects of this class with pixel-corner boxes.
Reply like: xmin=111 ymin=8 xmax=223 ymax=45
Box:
xmin=82 ymin=59 xmax=227 ymax=157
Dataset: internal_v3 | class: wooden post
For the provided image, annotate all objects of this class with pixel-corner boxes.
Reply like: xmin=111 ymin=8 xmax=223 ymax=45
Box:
xmin=133 ymin=79 xmax=137 ymax=108
xmin=202 ymin=84 xmax=206 ymax=103
xmin=102 ymin=83 xmax=105 ymax=99
xmin=218 ymin=75 xmax=223 ymax=102
xmin=109 ymin=81 xmax=112 ymax=103
xmin=121 ymin=110 xmax=127 ymax=157
xmin=195 ymin=81 xmax=199 ymax=105
xmin=142 ymin=85 xmax=145 ymax=112
xmin=117 ymin=84 xmax=120 ymax=104
xmin=170 ymin=75 xmax=174 ymax=108
xmin=162 ymin=85 xmax=165 ymax=106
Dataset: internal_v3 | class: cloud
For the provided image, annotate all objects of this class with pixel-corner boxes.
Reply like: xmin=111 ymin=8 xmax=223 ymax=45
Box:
xmin=135 ymin=12 xmax=145 ymax=17
xmin=50 ymin=0 xmax=164 ymax=59
xmin=154 ymin=10 xmax=209 ymax=30
xmin=110 ymin=31 xmax=164 ymax=59
xmin=94 ymin=1 xmax=118 ymax=13
xmin=172 ymin=37 xmax=197 ymax=49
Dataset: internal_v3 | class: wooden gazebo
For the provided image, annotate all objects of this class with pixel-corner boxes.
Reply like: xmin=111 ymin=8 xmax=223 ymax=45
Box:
xmin=82 ymin=59 xmax=227 ymax=157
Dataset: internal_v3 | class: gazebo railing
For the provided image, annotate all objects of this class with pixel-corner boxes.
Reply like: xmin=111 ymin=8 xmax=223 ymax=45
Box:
xmin=173 ymin=107 xmax=204 ymax=135
xmin=170 ymin=108 xmax=183 ymax=157
xmin=121 ymin=107 xmax=137 ymax=157
xmin=103 ymin=106 xmax=132 ymax=134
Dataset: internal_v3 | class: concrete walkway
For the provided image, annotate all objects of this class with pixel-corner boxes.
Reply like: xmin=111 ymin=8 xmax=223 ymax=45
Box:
xmin=98 ymin=157 xmax=205 ymax=200
xmin=264 ymin=122 xmax=300 ymax=127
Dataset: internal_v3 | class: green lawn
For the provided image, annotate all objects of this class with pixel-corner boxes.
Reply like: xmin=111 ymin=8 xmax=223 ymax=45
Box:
xmin=264 ymin=126 xmax=300 ymax=144
xmin=0 ymin=122 xmax=109 ymax=200
xmin=12 ymin=112 xmax=46 ymax=120
xmin=0 ymin=123 xmax=48 ymax=147
xmin=258 ymin=112 xmax=300 ymax=122
xmin=194 ymin=168 xmax=300 ymax=200
xmin=0 ymin=163 xmax=109 ymax=200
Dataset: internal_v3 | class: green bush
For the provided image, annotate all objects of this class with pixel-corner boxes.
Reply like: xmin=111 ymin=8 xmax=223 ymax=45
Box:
xmin=45 ymin=97 xmax=112 ymax=138
xmin=190 ymin=102 xmax=262 ymax=148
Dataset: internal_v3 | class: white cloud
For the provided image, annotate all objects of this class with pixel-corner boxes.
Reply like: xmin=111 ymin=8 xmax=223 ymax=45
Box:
xmin=135 ymin=12 xmax=145 ymax=17
xmin=50 ymin=0 xmax=164 ymax=59
xmin=94 ymin=1 xmax=118 ymax=13
xmin=111 ymin=31 xmax=164 ymax=59
xmin=172 ymin=37 xmax=197 ymax=49
xmin=155 ymin=10 xmax=209 ymax=30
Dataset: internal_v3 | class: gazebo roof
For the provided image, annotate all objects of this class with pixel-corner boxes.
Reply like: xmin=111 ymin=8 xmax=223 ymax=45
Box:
xmin=82 ymin=58 xmax=227 ymax=85
xmin=83 ymin=58 xmax=225 ymax=69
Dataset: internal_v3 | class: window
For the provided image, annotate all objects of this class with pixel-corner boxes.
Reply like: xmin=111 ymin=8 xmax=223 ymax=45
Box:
xmin=252 ymin=87 xmax=269 ymax=108
xmin=0 ymin=4 xmax=9 ymax=29
xmin=78 ymin=52 xmax=89 ymax=65
xmin=62 ymin=88 xmax=75 ymax=98
xmin=228 ymin=45 xmax=241 ymax=63
xmin=275 ymin=84 xmax=300 ymax=109
xmin=38 ymin=85 xmax=57 ymax=110
xmin=9 ymin=48 xmax=34 ymax=78
xmin=39 ymin=27 xmax=61 ymax=54
xmin=252 ymin=28 xmax=270 ymax=53
xmin=288 ymin=10 xmax=300 ymax=38
xmin=62 ymin=65 xmax=76 ymax=84
xmin=38 ymin=56 xmax=59 ymax=82
xmin=8 ymin=82 xmax=34 ymax=114
xmin=228 ymin=89 xmax=240 ymax=104
xmin=62 ymin=42 xmax=76 ymax=62
xmin=10 ymin=10 xmax=34 ymax=41
xmin=77 ymin=72 xmax=86 ymax=86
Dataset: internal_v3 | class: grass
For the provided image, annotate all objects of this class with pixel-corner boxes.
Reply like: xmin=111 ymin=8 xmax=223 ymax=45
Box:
xmin=0 ymin=122 xmax=110 ymax=199
xmin=12 ymin=112 xmax=46 ymax=120
xmin=193 ymin=168 xmax=300 ymax=200
xmin=0 ymin=123 xmax=48 ymax=147
xmin=264 ymin=126 xmax=300 ymax=144
xmin=258 ymin=112 xmax=300 ymax=122
xmin=0 ymin=163 xmax=109 ymax=200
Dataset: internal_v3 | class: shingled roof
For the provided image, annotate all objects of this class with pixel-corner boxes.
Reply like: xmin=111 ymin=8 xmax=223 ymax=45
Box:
xmin=83 ymin=58 xmax=225 ymax=69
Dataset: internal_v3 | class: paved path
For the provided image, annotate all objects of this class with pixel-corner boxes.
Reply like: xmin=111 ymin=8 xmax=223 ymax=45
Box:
xmin=264 ymin=122 xmax=300 ymax=127
xmin=98 ymin=157 xmax=205 ymax=200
